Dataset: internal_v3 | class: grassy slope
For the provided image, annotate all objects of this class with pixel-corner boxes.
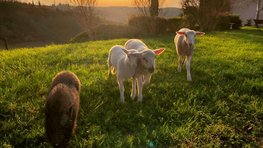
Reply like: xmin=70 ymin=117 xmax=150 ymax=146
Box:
xmin=0 ymin=28 xmax=262 ymax=147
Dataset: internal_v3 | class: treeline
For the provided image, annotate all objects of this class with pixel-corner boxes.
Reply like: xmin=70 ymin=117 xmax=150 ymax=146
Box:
xmin=71 ymin=15 xmax=242 ymax=42
xmin=0 ymin=0 xmax=242 ymax=44
xmin=0 ymin=1 xmax=82 ymax=43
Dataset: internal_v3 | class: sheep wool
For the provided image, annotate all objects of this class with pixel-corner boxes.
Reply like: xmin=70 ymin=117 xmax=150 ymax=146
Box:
xmin=174 ymin=28 xmax=205 ymax=81
xmin=45 ymin=71 xmax=80 ymax=147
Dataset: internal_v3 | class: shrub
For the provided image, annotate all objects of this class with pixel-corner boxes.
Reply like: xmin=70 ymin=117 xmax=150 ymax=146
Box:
xmin=70 ymin=24 xmax=141 ymax=42
xmin=128 ymin=16 xmax=149 ymax=35
xmin=70 ymin=31 xmax=91 ymax=43
xmin=244 ymin=19 xmax=252 ymax=26
xmin=153 ymin=17 xmax=167 ymax=34
xmin=166 ymin=17 xmax=183 ymax=32
xmin=94 ymin=24 xmax=141 ymax=40
xmin=181 ymin=6 xmax=200 ymax=30
xmin=228 ymin=15 xmax=242 ymax=29
xmin=128 ymin=16 xmax=167 ymax=35
xmin=216 ymin=14 xmax=242 ymax=30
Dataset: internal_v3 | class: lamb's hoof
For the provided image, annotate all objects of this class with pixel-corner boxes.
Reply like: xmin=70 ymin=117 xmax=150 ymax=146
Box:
xmin=137 ymin=96 xmax=143 ymax=102
xmin=131 ymin=93 xmax=136 ymax=100
xmin=120 ymin=97 xmax=125 ymax=103
xmin=187 ymin=75 xmax=192 ymax=81
xmin=177 ymin=69 xmax=181 ymax=73
xmin=187 ymin=78 xmax=192 ymax=82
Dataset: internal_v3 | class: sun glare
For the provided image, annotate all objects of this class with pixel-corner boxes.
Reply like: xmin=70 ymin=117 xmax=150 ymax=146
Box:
xmin=98 ymin=0 xmax=133 ymax=7
xmin=20 ymin=0 xmax=180 ymax=7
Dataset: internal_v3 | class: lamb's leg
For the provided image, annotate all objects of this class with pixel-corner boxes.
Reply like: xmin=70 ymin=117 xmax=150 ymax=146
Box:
xmin=108 ymin=58 xmax=112 ymax=78
xmin=137 ymin=75 xmax=143 ymax=102
xmin=108 ymin=65 xmax=112 ymax=78
xmin=178 ymin=55 xmax=183 ymax=72
xmin=131 ymin=77 xmax=136 ymax=100
xmin=186 ymin=56 xmax=192 ymax=81
xmin=117 ymin=77 xmax=125 ymax=102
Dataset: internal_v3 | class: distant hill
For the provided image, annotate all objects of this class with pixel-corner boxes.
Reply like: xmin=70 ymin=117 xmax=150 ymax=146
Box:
xmin=95 ymin=7 xmax=182 ymax=24
xmin=0 ymin=1 xmax=182 ymax=45
xmin=0 ymin=1 xmax=82 ymax=43
xmin=159 ymin=7 xmax=183 ymax=18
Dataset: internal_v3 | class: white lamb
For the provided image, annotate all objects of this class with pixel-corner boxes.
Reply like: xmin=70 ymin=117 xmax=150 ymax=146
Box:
xmin=174 ymin=28 xmax=205 ymax=81
xmin=108 ymin=44 xmax=164 ymax=102
xmin=124 ymin=39 xmax=165 ymax=84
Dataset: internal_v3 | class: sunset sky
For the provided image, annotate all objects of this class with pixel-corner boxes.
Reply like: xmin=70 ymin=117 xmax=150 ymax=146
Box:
xmin=20 ymin=0 xmax=181 ymax=7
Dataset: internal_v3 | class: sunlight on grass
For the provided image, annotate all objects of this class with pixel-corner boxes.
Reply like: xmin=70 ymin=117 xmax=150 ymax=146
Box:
xmin=0 ymin=28 xmax=262 ymax=147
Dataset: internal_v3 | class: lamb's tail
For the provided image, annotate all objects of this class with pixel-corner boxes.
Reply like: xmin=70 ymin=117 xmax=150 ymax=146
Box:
xmin=108 ymin=65 xmax=116 ymax=78
xmin=108 ymin=52 xmax=115 ymax=78
xmin=111 ymin=67 xmax=116 ymax=74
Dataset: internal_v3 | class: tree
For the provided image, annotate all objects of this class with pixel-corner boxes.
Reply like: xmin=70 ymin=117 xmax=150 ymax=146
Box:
xmin=150 ymin=0 xmax=159 ymax=16
xmin=234 ymin=0 xmax=263 ymax=28
xmin=236 ymin=0 xmax=263 ymax=20
xmin=199 ymin=0 xmax=230 ymax=30
xmin=133 ymin=0 xmax=166 ymax=16
xmin=0 ymin=38 xmax=8 ymax=50
xmin=181 ymin=0 xmax=200 ymax=28
xmin=246 ymin=0 xmax=263 ymax=27
xmin=133 ymin=0 xmax=150 ymax=16
xmin=254 ymin=0 xmax=263 ymax=20
xmin=70 ymin=0 xmax=97 ymax=39
xmin=181 ymin=0 xmax=231 ymax=31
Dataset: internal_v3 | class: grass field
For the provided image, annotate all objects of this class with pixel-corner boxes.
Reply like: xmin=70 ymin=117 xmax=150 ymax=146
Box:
xmin=0 ymin=27 xmax=263 ymax=147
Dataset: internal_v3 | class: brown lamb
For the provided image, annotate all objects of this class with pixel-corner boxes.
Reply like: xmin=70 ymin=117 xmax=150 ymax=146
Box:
xmin=45 ymin=71 xmax=81 ymax=147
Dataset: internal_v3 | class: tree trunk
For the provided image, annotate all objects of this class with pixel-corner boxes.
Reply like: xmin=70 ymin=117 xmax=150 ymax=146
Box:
xmin=199 ymin=0 xmax=214 ymax=31
xmin=255 ymin=0 xmax=262 ymax=20
xmin=0 ymin=38 xmax=8 ymax=50
xmin=150 ymin=0 xmax=159 ymax=17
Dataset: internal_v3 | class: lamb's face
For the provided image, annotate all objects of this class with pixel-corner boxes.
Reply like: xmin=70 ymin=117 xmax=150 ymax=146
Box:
xmin=176 ymin=29 xmax=205 ymax=49
xmin=127 ymin=49 xmax=141 ymax=67
xmin=184 ymin=31 xmax=196 ymax=48
xmin=123 ymin=47 xmax=165 ymax=73
xmin=140 ymin=50 xmax=156 ymax=73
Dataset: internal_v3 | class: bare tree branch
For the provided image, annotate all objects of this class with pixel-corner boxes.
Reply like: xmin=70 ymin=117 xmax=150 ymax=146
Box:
xmin=255 ymin=0 xmax=263 ymax=19
xmin=70 ymin=0 xmax=97 ymax=29
xmin=133 ymin=0 xmax=166 ymax=16
xmin=133 ymin=0 xmax=151 ymax=16
xmin=233 ymin=0 xmax=263 ymax=20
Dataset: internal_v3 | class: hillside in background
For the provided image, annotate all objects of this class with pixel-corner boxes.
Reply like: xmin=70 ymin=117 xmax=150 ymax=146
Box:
xmin=0 ymin=1 xmax=182 ymax=46
xmin=0 ymin=1 xmax=82 ymax=44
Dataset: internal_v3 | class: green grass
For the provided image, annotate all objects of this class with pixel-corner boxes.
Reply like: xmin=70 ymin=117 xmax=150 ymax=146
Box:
xmin=0 ymin=28 xmax=263 ymax=147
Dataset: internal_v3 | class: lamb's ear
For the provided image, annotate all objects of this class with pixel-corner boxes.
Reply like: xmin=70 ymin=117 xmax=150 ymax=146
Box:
xmin=176 ymin=31 xmax=185 ymax=35
xmin=121 ymin=48 xmax=129 ymax=54
xmin=153 ymin=48 xmax=165 ymax=55
xmin=195 ymin=31 xmax=205 ymax=36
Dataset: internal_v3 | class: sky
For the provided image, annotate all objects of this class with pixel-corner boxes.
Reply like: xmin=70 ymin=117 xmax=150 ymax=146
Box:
xmin=20 ymin=0 xmax=181 ymax=7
